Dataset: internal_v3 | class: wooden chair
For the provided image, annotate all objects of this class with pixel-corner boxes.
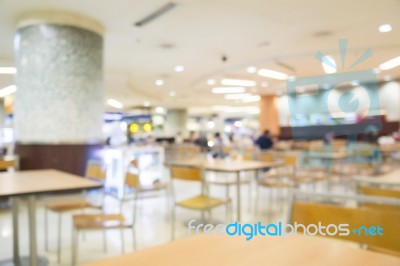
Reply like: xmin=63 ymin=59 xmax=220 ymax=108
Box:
xmin=289 ymin=191 xmax=400 ymax=256
xmin=44 ymin=161 xmax=106 ymax=263
xmin=255 ymin=154 xmax=324 ymax=216
xmin=0 ymin=157 xmax=17 ymax=208
xmin=71 ymin=165 xmax=140 ymax=265
xmin=170 ymin=166 xmax=230 ymax=239
xmin=358 ymin=185 xmax=400 ymax=216
xmin=120 ymin=159 xmax=170 ymax=226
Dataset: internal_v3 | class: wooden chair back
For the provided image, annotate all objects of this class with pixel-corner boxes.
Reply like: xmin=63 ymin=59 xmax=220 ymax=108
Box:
xmin=125 ymin=160 xmax=140 ymax=189
xmin=291 ymin=201 xmax=400 ymax=254
xmin=358 ymin=186 xmax=400 ymax=212
xmin=170 ymin=166 xmax=202 ymax=182
xmin=0 ymin=159 xmax=16 ymax=171
xmin=85 ymin=161 xmax=106 ymax=181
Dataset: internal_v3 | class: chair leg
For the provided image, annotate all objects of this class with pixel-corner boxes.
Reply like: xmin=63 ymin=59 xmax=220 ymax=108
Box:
xmin=248 ymin=180 xmax=252 ymax=213
xmin=132 ymin=226 xmax=137 ymax=251
xmin=171 ymin=206 xmax=175 ymax=241
xmin=71 ymin=226 xmax=78 ymax=266
xmin=225 ymin=185 xmax=230 ymax=221
xmin=44 ymin=208 xmax=49 ymax=252
xmin=269 ymin=187 xmax=273 ymax=218
xmin=103 ymin=229 xmax=107 ymax=253
xmin=165 ymin=188 xmax=170 ymax=220
xmin=120 ymin=228 xmax=125 ymax=254
xmin=255 ymin=185 xmax=260 ymax=216
xmin=57 ymin=213 xmax=62 ymax=263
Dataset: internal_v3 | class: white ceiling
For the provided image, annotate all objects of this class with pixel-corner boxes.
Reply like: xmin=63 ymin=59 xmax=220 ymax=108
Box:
xmin=0 ymin=0 xmax=400 ymax=111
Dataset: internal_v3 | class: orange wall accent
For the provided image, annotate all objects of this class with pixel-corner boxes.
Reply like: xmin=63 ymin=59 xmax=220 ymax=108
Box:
xmin=259 ymin=95 xmax=280 ymax=136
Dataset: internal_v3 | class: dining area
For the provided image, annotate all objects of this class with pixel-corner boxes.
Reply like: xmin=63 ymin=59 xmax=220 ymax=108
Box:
xmin=0 ymin=139 xmax=400 ymax=266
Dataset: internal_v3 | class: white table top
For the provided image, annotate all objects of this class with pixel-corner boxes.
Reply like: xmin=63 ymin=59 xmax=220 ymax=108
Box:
xmin=0 ymin=169 xmax=101 ymax=197
xmin=355 ymin=169 xmax=400 ymax=186
xmin=167 ymin=158 xmax=281 ymax=172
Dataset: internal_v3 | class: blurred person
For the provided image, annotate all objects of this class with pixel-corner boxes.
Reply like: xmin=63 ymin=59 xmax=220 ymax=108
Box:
xmin=194 ymin=132 xmax=209 ymax=152
xmin=211 ymin=132 xmax=225 ymax=158
xmin=255 ymin=130 xmax=273 ymax=151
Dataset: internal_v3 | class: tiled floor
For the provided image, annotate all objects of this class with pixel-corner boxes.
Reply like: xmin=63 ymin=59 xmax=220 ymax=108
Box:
xmin=0 ymin=170 xmax=353 ymax=266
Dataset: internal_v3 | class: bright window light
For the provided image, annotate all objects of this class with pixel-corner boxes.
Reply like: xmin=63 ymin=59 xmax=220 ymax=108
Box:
xmin=212 ymin=87 xmax=246 ymax=94
xmin=0 ymin=85 xmax=17 ymax=97
xmin=379 ymin=56 xmax=400 ymax=70
xmin=107 ymin=99 xmax=123 ymax=109
xmin=0 ymin=67 xmax=16 ymax=74
xmin=258 ymin=69 xmax=288 ymax=80
xmin=221 ymin=79 xmax=256 ymax=87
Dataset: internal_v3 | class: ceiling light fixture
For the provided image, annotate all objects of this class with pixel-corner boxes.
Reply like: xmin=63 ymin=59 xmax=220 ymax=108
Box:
xmin=143 ymin=101 xmax=151 ymax=107
xmin=207 ymin=79 xmax=216 ymax=85
xmin=0 ymin=67 xmax=16 ymax=74
xmin=212 ymin=87 xmax=246 ymax=94
xmin=321 ymin=55 xmax=337 ymax=74
xmin=246 ymin=66 xmax=257 ymax=73
xmin=155 ymin=79 xmax=164 ymax=86
xmin=174 ymin=65 xmax=184 ymax=72
xmin=242 ymin=95 xmax=261 ymax=103
xmin=0 ymin=85 xmax=17 ymax=97
xmin=221 ymin=79 xmax=257 ymax=87
xmin=169 ymin=91 xmax=176 ymax=97
xmin=224 ymin=93 xmax=252 ymax=100
xmin=107 ymin=99 xmax=123 ymax=109
xmin=379 ymin=56 xmax=400 ymax=70
xmin=155 ymin=107 xmax=165 ymax=113
xmin=134 ymin=2 xmax=178 ymax=27
xmin=258 ymin=69 xmax=289 ymax=80
xmin=379 ymin=24 xmax=392 ymax=33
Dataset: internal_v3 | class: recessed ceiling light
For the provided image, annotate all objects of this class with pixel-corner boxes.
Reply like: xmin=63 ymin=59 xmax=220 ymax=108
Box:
xmin=383 ymin=75 xmax=392 ymax=81
xmin=258 ymin=69 xmax=289 ymax=80
xmin=221 ymin=79 xmax=257 ymax=87
xmin=261 ymin=82 xmax=269 ymax=87
xmin=321 ymin=55 xmax=337 ymax=74
xmin=224 ymin=93 xmax=252 ymax=100
xmin=169 ymin=91 xmax=176 ymax=97
xmin=246 ymin=66 xmax=257 ymax=73
xmin=174 ymin=65 xmax=184 ymax=72
xmin=107 ymin=99 xmax=123 ymax=109
xmin=155 ymin=79 xmax=164 ymax=86
xmin=379 ymin=56 xmax=400 ymax=70
xmin=379 ymin=24 xmax=392 ymax=33
xmin=212 ymin=87 xmax=246 ymax=94
xmin=155 ymin=107 xmax=165 ymax=113
xmin=0 ymin=67 xmax=16 ymax=74
xmin=207 ymin=79 xmax=216 ymax=85
xmin=242 ymin=95 xmax=261 ymax=103
xmin=143 ymin=101 xmax=151 ymax=107
xmin=0 ymin=85 xmax=17 ymax=97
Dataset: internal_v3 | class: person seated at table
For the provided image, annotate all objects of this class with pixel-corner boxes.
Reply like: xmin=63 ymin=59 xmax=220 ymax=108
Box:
xmin=255 ymin=130 xmax=274 ymax=151
xmin=211 ymin=132 xmax=226 ymax=158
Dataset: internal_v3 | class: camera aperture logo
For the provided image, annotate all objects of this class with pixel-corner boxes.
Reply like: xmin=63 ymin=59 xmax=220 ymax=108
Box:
xmin=287 ymin=39 xmax=382 ymax=169
xmin=188 ymin=219 xmax=384 ymax=241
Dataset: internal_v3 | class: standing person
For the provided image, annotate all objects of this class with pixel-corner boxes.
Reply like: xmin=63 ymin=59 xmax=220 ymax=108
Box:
xmin=255 ymin=130 xmax=274 ymax=151
xmin=212 ymin=132 xmax=225 ymax=158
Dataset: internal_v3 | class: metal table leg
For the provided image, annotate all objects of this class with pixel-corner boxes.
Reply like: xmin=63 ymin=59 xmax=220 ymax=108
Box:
xmin=236 ymin=171 xmax=241 ymax=222
xmin=11 ymin=197 xmax=20 ymax=266
xmin=27 ymin=195 xmax=38 ymax=266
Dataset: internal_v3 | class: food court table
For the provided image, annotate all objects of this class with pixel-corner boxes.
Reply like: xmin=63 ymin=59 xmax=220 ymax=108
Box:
xmin=84 ymin=234 xmax=400 ymax=266
xmin=0 ymin=169 xmax=101 ymax=266
xmin=355 ymin=169 xmax=400 ymax=187
xmin=167 ymin=159 xmax=282 ymax=221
